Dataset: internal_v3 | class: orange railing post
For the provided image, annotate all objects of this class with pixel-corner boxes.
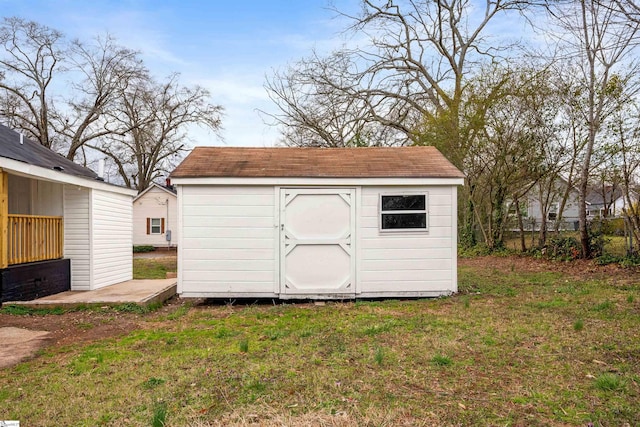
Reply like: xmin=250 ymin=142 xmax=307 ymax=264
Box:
xmin=7 ymin=214 xmax=64 ymax=265
xmin=0 ymin=170 xmax=7 ymax=269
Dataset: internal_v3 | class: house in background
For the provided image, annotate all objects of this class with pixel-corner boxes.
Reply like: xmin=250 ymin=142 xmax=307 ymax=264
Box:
xmin=510 ymin=179 xmax=640 ymax=234
xmin=0 ymin=124 xmax=136 ymax=303
xmin=171 ymin=146 xmax=464 ymax=300
xmin=586 ymin=186 xmax=639 ymax=218
xmin=133 ymin=181 xmax=177 ymax=249
xmin=509 ymin=178 xmax=582 ymax=231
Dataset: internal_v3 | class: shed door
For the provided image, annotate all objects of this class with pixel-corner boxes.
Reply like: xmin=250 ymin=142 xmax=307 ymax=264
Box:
xmin=280 ymin=188 xmax=355 ymax=296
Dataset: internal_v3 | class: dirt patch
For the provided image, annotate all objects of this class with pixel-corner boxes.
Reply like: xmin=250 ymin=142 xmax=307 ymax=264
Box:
xmin=0 ymin=327 xmax=51 ymax=368
xmin=0 ymin=297 xmax=187 ymax=369
xmin=133 ymin=249 xmax=177 ymax=259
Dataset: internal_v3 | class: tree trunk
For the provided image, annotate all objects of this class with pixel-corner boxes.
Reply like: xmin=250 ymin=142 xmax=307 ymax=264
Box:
xmin=515 ymin=198 xmax=527 ymax=252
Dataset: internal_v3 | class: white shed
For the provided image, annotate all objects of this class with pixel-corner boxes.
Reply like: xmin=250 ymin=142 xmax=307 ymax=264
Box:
xmin=0 ymin=124 xmax=136 ymax=302
xmin=171 ymin=146 xmax=465 ymax=299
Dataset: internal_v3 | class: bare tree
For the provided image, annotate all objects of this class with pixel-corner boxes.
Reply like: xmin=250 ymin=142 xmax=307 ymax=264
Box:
xmin=0 ymin=17 xmax=63 ymax=148
xmin=0 ymin=18 xmax=148 ymax=161
xmin=267 ymin=0 xmax=538 ymax=157
xmin=89 ymin=74 xmax=223 ymax=192
xmin=55 ymin=35 xmax=148 ymax=161
xmin=545 ymin=0 xmax=640 ymax=257
xmin=264 ymin=51 xmax=401 ymax=147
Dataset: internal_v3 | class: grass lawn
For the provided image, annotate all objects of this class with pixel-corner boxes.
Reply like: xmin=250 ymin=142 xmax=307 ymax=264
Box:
xmin=133 ymin=256 xmax=177 ymax=279
xmin=0 ymin=257 xmax=638 ymax=426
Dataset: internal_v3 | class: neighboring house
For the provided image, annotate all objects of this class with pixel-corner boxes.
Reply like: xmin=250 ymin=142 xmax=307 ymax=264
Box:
xmin=0 ymin=124 xmax=137 ymax=303
xmin=511 ymin=180 xmax=640 ymax=233
xmin=171 ymin=146 xmax=465 ymax=300
xmin=510 ymin=178 xmax=582 ymax=231
xmin=133 ymin=181 xmax=177 ymax=248
xmin=586 ymin=187 xmax=639 ymax=218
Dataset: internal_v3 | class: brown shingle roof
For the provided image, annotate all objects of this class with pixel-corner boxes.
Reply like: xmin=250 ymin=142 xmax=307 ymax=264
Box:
xmin=171 ymin=146 xmax=464 ymax=179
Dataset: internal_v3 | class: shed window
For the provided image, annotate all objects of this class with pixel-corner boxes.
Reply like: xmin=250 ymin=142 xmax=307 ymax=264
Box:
xmin=380 ymin=194 xmax=428 ymax=231
xmin=147 ymin=218 xmax=165 ymax=235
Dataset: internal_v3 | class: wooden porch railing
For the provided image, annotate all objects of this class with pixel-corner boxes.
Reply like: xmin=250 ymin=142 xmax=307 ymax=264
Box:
xmin=7 ymin=214 xmax=64 ymax=265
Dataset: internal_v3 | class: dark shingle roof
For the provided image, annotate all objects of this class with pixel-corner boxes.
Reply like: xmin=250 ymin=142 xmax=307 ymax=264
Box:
xmin=171 ymin=146 xmax=465 ymax=179
xmin=0 ymin=124 xmax=98 ymax=179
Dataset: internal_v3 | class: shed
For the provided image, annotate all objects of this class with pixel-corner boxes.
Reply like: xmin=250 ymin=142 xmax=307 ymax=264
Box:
xmin=0 ymin=124 xmax=137 ymax=303
xmin=171 ymin=146 xmax=465 ymax=299
xmin=133 ymin=182 xmax=177 ymax=249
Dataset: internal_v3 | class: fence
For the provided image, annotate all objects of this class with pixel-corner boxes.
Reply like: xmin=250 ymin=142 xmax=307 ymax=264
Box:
xmin=7 ymin=214 xmax=64 ymax=265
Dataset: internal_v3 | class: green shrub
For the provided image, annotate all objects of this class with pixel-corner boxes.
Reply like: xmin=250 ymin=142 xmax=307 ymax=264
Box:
xmin=133 ymin=245 xmax=155 ymax=253
xmin=548 ymin=236 xmax=581 ymax=261
xmin=595 ymin=253 xmax=621 ymax=265
xmin=597 ymin=217 xmax=625 ymax=236
xmin=619 ymin=255 xmax=640 ymax=267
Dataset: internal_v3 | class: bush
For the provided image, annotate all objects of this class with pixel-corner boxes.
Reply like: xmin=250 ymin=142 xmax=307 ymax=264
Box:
xmin=458 ymin=244 xmax=492 ymax=258
xmin=597 ymin=217 xmax=625 ymax=236
xmin=133 ymin=245 xmax=155 ymax=253
xmin=547 ymin=236 xmax=581 ymax=261
xmin=595 ymin=253 xmax=621 ymax=265
xmin=588 ymin=227 xmax=607 ymax=258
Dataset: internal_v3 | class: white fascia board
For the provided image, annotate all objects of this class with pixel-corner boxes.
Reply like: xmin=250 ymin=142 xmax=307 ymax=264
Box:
xmin=0 ymin=157 xmax=137 ymax=196
xmin=171 ymin=177 xmax=465 ymax=187
xmin=133 ymin=182 xmax=177 ymax=202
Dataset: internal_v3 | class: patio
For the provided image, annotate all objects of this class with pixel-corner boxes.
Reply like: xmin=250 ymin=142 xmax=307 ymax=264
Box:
xmin=3 ymin=278 xmax=176 ymax=309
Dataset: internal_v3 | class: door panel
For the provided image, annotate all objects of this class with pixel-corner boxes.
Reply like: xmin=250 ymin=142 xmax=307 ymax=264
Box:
xmin=280 ymin=188 xmax=355 ymax=295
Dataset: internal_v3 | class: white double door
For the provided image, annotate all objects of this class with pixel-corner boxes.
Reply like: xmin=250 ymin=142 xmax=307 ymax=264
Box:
xmin=279 ymin=188 xmax=355 ymax=296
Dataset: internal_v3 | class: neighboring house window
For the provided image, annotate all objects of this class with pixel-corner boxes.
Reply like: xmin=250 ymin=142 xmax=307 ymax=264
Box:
xmin=548 ymin=203 xmax=558 ymax=221
xmin=507 ymin=200 xmax=528 ymax=217
xmin=146 ymin=218 xmax=165 ymax=235
xmin=380 ymin=194 xmax=428 ymax=231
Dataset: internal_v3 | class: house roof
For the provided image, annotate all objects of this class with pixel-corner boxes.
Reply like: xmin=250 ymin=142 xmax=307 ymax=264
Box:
xmin=0 ymin=124 xmax=98 ymax=180
xmin=171 ymin=146 xmax=465 ymax=179
xmin=586 ymin=186 xmax=629 ymax=205
xmin=133 ymin=182 xmax=177 ymax=202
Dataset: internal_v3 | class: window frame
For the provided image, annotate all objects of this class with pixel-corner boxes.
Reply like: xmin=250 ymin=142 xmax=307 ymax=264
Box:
xmin=506 ymin=199 xmax=528 ymax=218
xmin=548 ymin=202 xmax=559 ymax=221
xmin=150 ymin=218 xmax=163 ymax=235
xmin=379 ymin=192 xmax=429 ymax=233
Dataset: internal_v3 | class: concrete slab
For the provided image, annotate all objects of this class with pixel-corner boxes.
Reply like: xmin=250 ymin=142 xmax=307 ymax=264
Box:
xmin=5 ymin=279 xmax=176 ymax=309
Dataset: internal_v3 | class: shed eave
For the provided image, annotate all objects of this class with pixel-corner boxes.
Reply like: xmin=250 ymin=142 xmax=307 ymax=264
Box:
xmin=170 ymin=176 xmax=465 ymax=186
xmin=0 ymin=157 xmax=137 ymax=196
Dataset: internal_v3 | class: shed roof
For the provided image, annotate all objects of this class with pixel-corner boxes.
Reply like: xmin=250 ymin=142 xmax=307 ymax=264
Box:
xmin=0 ymin=124 xmax=98 ymax=180
xmin=171 ymin=146 xmax=464 ymax=179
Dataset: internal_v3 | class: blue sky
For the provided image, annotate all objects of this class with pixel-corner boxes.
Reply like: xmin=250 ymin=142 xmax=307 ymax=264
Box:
xmin=0 ymin=0 xmax=359 ymax=147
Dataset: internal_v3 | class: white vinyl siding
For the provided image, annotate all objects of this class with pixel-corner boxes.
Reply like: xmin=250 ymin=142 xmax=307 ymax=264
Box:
xmin=8 ymin=175 xmax=63 ymax=216
xmin=91 ymin=189 xmax=133 ymax=289
xmin=133 ymin=186 xmax=177 ymax=247
xmin=177 ymin=182 xmax=459 ymax=299
xmin=359 ymin=186 xmax=456 ymax=295
xmin=63 ymin=185 xmax=91 ymax=290
xmin=179 ymin=186 xmax=276 ymax=296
